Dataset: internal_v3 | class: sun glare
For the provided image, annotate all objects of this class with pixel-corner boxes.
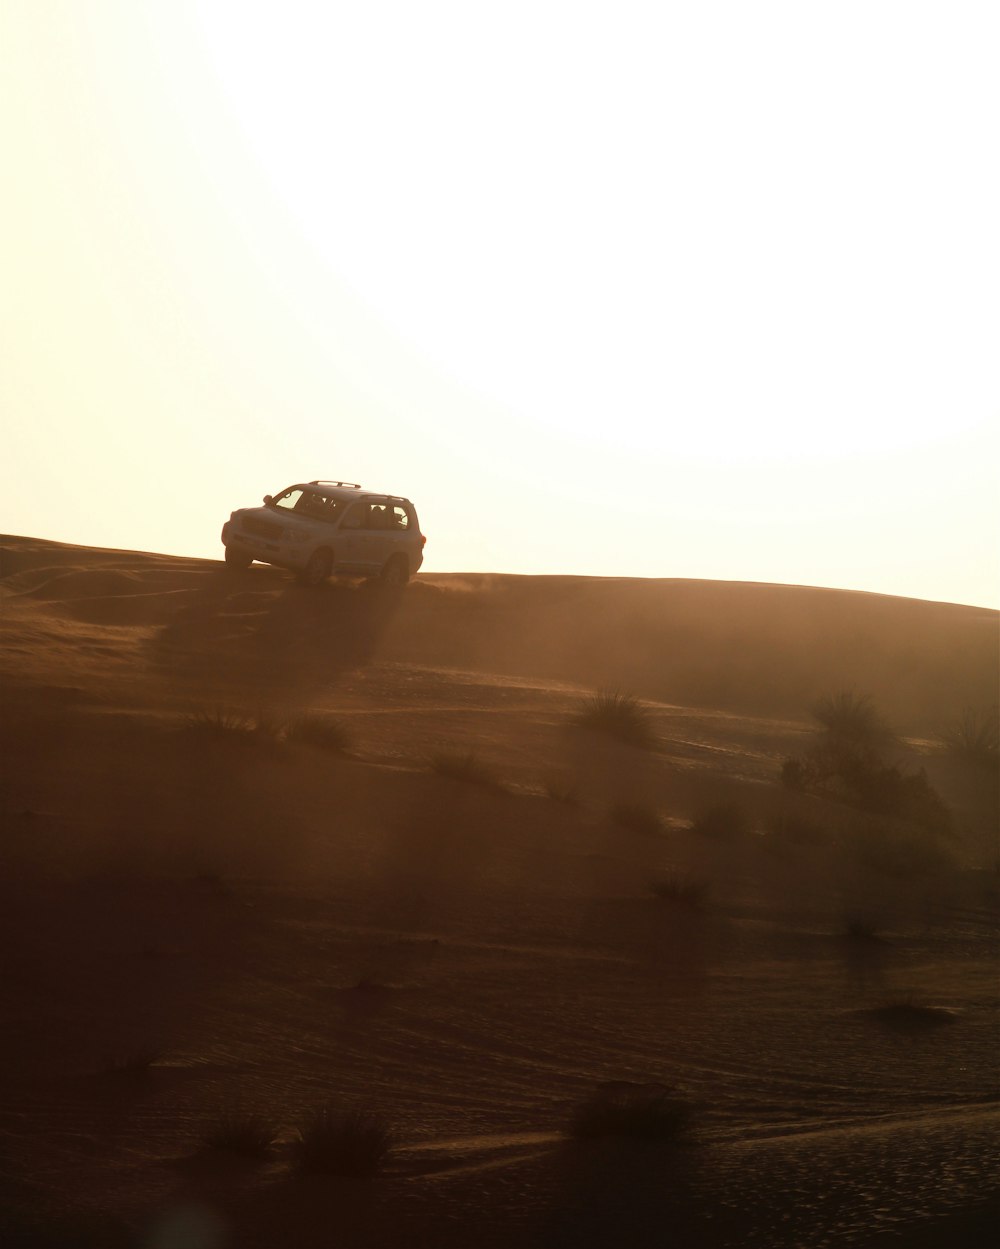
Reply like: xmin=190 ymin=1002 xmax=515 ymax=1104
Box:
xmin=184 ymin=1 xmax=997 ymax=463
xmin=1 ymin=0 xmax=997 ymax=604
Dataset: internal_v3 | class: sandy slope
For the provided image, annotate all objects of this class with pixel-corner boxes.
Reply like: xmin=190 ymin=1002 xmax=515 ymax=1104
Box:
xmin=1 ymin=535 xmax=998 ymax=1248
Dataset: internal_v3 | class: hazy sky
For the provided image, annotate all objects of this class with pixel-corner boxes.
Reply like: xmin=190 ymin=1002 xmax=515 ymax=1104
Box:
xmin=3 ymin=1 xmax=998 ymax=607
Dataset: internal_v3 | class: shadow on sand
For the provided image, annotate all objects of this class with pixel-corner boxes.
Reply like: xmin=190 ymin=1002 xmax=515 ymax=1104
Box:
xmin=153 ymin=569 xmax=406 ymax=699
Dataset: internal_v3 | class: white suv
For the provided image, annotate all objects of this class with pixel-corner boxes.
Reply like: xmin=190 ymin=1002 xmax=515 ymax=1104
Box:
xmin=221 ymin=480 xmax=425 ymax=587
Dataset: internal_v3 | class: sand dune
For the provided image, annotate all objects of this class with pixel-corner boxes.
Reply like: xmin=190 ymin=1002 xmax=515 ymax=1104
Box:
xmin=4 ymin=535 xmax=995 ymax=723
xmin=1 ymin=534 xmax=997 ymax=1247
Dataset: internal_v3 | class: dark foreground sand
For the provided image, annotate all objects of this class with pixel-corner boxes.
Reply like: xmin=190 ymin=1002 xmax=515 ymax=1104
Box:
xmin=1 ymin=535 xmax=997 ymax=1247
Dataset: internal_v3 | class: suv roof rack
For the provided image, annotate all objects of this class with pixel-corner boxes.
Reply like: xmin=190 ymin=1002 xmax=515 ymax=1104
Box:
xmin=310 ymin=480 xmax=361 ymax=489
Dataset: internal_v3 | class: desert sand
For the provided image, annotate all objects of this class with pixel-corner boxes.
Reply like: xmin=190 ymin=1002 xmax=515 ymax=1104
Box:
xmin=1 ymin=534 xmax=997 ymax=1248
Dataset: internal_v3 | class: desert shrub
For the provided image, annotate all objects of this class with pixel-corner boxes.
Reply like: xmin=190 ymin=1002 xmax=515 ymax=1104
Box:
xmin=781 ymin=742 xmax=843 ymax=790
xmin=691 ymin=802 xmax=751 ymax=838
xmin=569 ymin=1082 xmax=695 ymax=1143
xmin=184 ymin=709 xmax=256 ymax=739
xmin=812 ymin=691 xmax=895 ymax=752
xmin=576 ymin=690 xmax=656 ymax=749
xmin=798 ymin=752 xmax=951 ymax=833
xmin=183 ymin=710 xmax=283 ymax=746
xmin=782 ymin=691 xmax=950 ymax=834
xmin=203 ymin=1110 xmax=279 ymax=1159
xmin=650 ymin=874 xmax=708 ymax=908
xmin=429 ymin=751 xmax=502 ymax=788
xmin=842 ymin=760 xmax=949 ymax=832
xmin=611 ymin=802 xmax=663 ymax=836
xmin=943 ymin=707 xmax=999 ymax=768
xmin=285 ymin=714 xmax=353 ymax=754
xmin=292 ymin=1107 xmax=393 ymax=1176
xmin=780 ymin=758 xmax=808 ymax=791
xmin=785 ymin=691 xmax=895 ymax=790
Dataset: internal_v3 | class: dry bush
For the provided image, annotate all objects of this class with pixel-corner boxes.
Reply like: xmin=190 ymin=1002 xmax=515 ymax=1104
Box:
xmin=292 ymin=1107 xmax=393 ymax=1177
xmin=182 ymin=709 xmax=284 ymax=746
xmin=780 ymin=758 xmax=809 ymax=791
xmin=650 ymin=874 xmax=709 ymax=908
xmin=943 ymin=707 xmax=999 ymax=768
xmin=782 ymin=691 xmax=950 ymax=834
xmin=203 ymin=1110 xmax=279 ymax=1159
xmin=611 ymin=802 xmax=663 ymax=836
xmin=429 ymin=751 xmax=502 ymax=789
xmin=576 ymin=690 xmax=656 ymax=749
xmin=184 ymin=709 xmax=256 ymax=739
xmin=784 ymin=691 xmax=894 ymax=791
xmin=569 ymin=1082 xmax=695 ymax=1143
xmin=845 ymin=762 xmax=949 ymax=832
xmin=787 ymin=749 xmax=951 ymax=833
xmin=285 ymin=714 xmax=354 ymax=754
xmin=810 ymin=754 xmax=950 ymax=833
xmin=812 ymin=690 xmax=895 ymax=752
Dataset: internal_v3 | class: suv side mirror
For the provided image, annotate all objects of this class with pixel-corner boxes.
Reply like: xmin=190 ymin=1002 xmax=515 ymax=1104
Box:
xmin=263 ymin=495 xmax=273 ymax=506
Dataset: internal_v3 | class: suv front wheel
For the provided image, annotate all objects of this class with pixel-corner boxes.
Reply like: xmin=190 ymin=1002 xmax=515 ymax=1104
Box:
xmin=224 ymin=545 xmax=252 ymax=569
xmin=300 ymin=548 xmax=333 ymax=587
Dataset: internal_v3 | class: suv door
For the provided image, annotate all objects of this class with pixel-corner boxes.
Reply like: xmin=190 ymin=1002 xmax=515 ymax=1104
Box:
xmin=336 ymin=498 xmax=391 ymax=572
xmin=273 ymin=487 xmax=341 ymax=568
xmin=357 ymin=498 xmax=393 ymax=571
xmin=385 ymin=502 xmax=418 ymax=573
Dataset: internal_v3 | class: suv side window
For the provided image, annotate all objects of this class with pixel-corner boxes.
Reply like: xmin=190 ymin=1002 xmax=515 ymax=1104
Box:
xmin=365 ymin=501 xmax=391 ymax=530
xmin=295 ymin=491 xmax=326 ymax=519
xmin=340 ymin=501 xmax=367 ymax=530
xmin=301 ymin=491 xmax=343 ymax=523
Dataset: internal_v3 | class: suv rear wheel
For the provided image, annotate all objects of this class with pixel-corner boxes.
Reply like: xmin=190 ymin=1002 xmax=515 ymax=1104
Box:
xmin=380 ymin=554 xmax=410 ymax=587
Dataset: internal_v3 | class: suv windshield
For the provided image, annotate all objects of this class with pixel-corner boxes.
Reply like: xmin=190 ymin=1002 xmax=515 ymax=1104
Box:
xmin=271 ymin=487 xmax=345 ymax=523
